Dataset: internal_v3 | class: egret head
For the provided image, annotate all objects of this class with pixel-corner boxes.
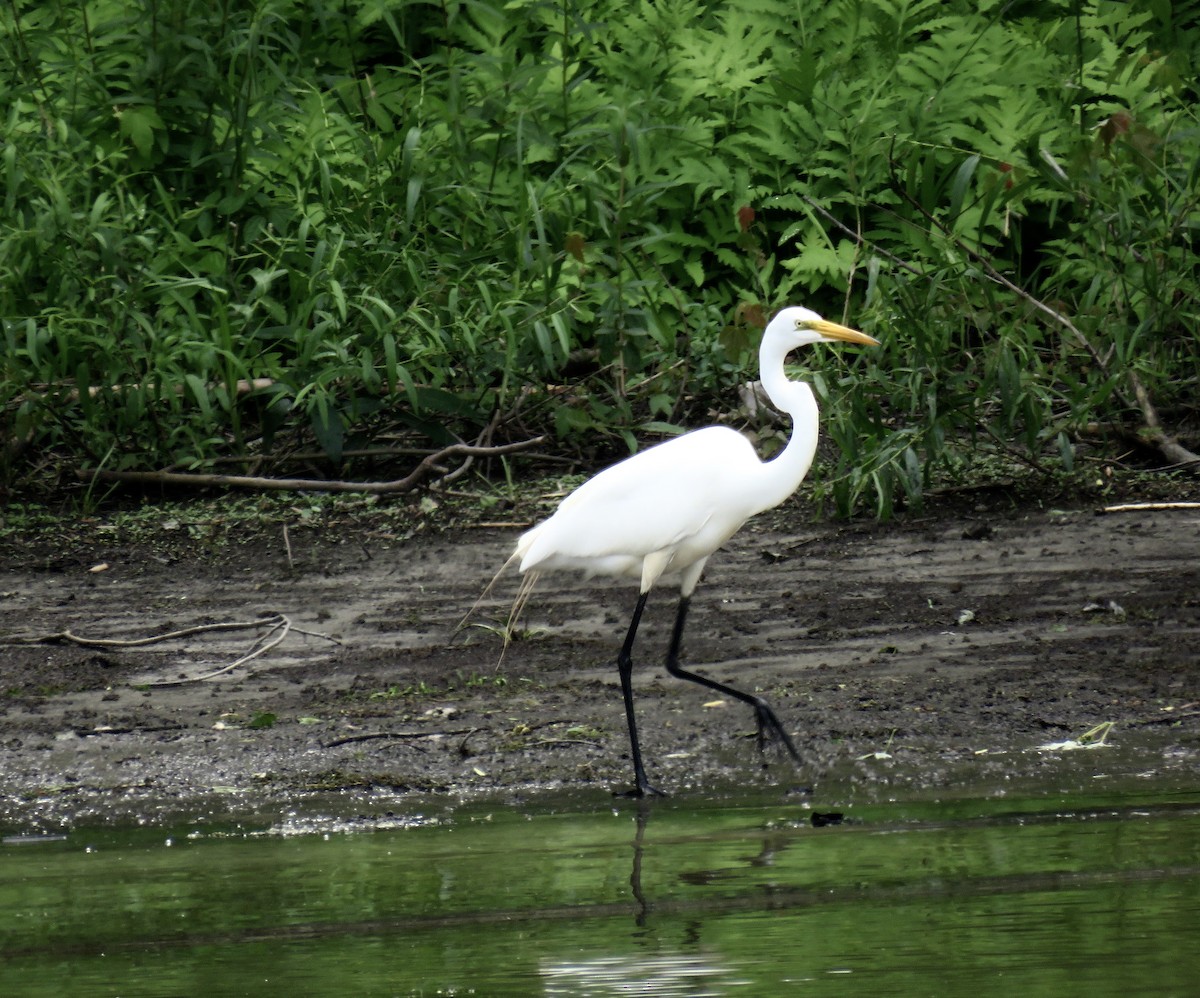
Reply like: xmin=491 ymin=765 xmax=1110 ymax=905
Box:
xmin=766 ymin=306 xmax=879 ymax=350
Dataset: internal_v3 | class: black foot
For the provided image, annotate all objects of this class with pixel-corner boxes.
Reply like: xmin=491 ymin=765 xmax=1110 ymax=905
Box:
xmin=614 ymin=782 xmax=667 ymax=799
xmin=752 ymin=700 xmax=803 ymax=765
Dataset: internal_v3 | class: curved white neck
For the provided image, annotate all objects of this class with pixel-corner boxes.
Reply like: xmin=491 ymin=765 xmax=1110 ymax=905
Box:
xmin=753 ymin=335 xmax=821 ymax=514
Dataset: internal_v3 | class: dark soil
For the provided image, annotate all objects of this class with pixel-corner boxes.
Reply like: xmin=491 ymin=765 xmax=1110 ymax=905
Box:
xmin=2 ymin=495 xmax=1198 ymax=831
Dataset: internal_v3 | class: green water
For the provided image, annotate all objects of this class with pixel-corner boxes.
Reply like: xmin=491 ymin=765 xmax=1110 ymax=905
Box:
xmin=2 ymin=787 xmax=1199 ymax=996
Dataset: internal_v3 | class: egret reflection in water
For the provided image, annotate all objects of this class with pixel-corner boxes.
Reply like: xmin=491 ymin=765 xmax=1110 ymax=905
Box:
xmin=541 ymin=952 xmax=747 ymax=996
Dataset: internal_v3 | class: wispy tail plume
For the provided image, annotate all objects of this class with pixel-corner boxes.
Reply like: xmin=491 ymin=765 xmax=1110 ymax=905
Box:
xmin=455 ymin=549 xmax=520 ymax=636
xmin=455 ymin=550 xmax=542 ymax=665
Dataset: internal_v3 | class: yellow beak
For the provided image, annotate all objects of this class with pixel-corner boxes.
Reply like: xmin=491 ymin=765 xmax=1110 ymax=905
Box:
xmin=805 ymin=319 xmax=880 ymax=346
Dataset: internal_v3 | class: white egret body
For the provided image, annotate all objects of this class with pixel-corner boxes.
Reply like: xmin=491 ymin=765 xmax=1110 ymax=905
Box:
xmin=512 ymin=306 xmax=878 ymax=795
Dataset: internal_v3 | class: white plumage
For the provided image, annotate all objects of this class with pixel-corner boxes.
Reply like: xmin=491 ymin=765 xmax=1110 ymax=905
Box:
xmin=507 ymin=305 xmax=878 ymax=796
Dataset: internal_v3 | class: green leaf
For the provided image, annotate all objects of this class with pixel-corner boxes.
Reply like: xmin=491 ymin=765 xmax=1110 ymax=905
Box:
xmin=639 ymin=420 xmax=686 ymax=436
xmin=117 ymin=106 xmax=164 ymax=158
xmin=310 ymin=403 xmax=344 ymax=463
xmin=948 ymin=154 xmax=980 ymax=227
xmin=1057 ymin=431 xmax=1075 ymax=472
xmin=184 ymin=374 xmax=212 ymax=419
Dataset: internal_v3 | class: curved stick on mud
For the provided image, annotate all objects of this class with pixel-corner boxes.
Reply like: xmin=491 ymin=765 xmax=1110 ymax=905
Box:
xmin=10 ymin=615 xmax=295 ymax=648
xmin=147 ymin=614 xmax=294 ymax=686
xmin=8 ymin=614 xmax=340 ymax=687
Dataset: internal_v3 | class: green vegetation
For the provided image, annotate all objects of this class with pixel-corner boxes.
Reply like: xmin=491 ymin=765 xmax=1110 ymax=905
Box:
xmin=2 ymin=0 xmax=1197 ymax=514
xmin=368 ymin=681 xmax=438 ymax=701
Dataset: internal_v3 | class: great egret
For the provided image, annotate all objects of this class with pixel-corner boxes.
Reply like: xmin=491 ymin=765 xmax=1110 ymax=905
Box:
xmin=511 ymin=306 xmax=878 ymax=796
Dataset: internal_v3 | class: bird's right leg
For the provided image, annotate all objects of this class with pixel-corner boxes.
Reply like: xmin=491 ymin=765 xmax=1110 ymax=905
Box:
xmin=664 ymin=596 xmax=803 ymax=767
xmin=615 ymin=592 xmax=664 ymax=798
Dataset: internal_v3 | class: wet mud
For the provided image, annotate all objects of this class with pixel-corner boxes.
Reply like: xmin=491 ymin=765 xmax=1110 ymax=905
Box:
xmin=1 ymin=498 xmax=1198 ymax=829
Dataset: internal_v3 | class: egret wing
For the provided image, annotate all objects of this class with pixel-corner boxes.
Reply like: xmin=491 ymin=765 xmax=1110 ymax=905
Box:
xmin=519 ymin=427 xmax=760 ymax=569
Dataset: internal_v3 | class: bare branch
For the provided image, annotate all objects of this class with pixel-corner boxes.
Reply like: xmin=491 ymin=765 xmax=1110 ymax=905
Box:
xmin=1101 ymin=502 xmax=1200 ymax=514
xmin=8 ymin=614 xmax=341 ymax=688
xmin=325 ymin=729 xmax=477 ymax=747
xmin=15 ymin=378 xmax=276 ymax=405
xmin=801 ymin=195 xmax=925 ymax=277
xmin=1130 ymin=373 xmax=1200 ymax=470
xmin=148 ymin=615 xmax=294 ymax=685
xmin=10 ymin=615 xmax=289 ymax=647
xmin=75 ymin=434 xmax=547 ymax=493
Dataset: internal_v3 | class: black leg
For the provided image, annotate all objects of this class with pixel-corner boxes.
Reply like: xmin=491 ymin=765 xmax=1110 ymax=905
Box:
xmin=664 ymin=596 xmax=803 ymax=766
xmin=615 ymin=592 xmax=664 ymax=798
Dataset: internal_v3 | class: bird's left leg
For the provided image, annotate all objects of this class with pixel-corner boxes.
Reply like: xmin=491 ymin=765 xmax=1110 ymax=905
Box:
xmin=615 ymin=592 xmax=665 ymax=798
xmin=663 ymin=596 xmax=803 ymax=766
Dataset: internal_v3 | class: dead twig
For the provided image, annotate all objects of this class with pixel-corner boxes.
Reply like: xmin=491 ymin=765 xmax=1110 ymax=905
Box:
xmin=147 ymin=614 xmax=293 ymax=686
xmin=10 ymin=615 xmax=289 ymax=648
xmin=801 ymin=194 xmax=925 ymax=278
xmin=75 ymin=724 xmax=186 ymax=737
xmin=428 ymin=409 xmax=502 ymax=490
xmin=1129 ymin=375 xmax=1200 ymax=470
xmin=9 ymin=614 xmax=340 ymax=687
xmin=75 ymin=434 xmax=547 ymax=493
xmin=325 ymin=728 xmax=477 ymax=748
xmin=1100 ymin=502 xmax=1200 ymax=514
xmin=14 ymin=378 xmax=276 ymax=406
xmin=1128 ymin=708 xmax=1200 ymax=727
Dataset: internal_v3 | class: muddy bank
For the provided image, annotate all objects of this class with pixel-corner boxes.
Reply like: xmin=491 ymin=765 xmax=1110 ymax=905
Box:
xmin=1 ymin=498 xmax=1198 ymax=830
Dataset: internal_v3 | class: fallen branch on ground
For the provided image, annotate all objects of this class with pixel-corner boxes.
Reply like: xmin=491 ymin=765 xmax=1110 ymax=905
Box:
xmin=1129 ymin=376 xmax=1200 ymax=470
xmin=1100 ymin=502 xmax=1200 ymax=514
xmin=324 ymin=729 xmax=477 ymax=747
xmin=1129 ymin=705 xmax=1200 ymax=727
xmin=75 ymin=434 xmax=546 ymax=494
xmin=11 ymin=615 xmax=297 ymax=648
xmin=9 ymin=614 xmax=339 ymax=686
xmin=147 ymin=613 xmax=294 ymax=685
